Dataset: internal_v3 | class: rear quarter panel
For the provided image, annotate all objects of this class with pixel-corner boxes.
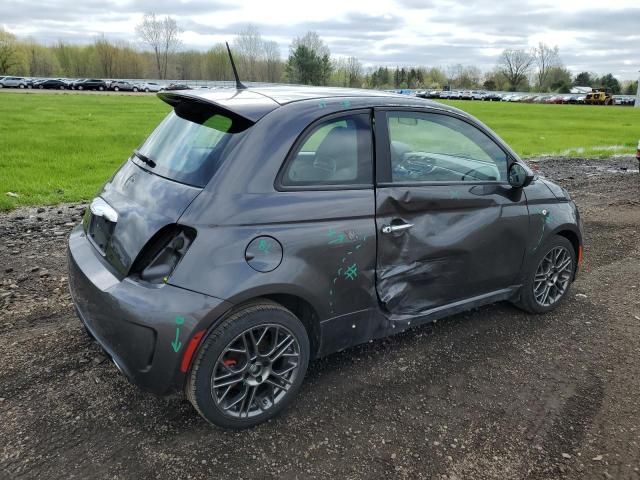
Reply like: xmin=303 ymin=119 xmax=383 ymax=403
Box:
xmin=170 ymin=190 xmax=377 ymax=324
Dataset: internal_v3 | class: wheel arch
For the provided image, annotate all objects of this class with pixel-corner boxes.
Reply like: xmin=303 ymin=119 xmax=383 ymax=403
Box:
xmin=185 ymin=291 xmax=322 ymax=380
xmin=555 ymin=228 xmax=581 ymax=278
xmin=260 ymin=293 xmax=321 ymax=359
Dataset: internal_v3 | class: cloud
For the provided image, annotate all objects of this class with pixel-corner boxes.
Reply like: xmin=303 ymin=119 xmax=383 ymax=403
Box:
xmin=1 ymin=0 xmax=638 ymax=78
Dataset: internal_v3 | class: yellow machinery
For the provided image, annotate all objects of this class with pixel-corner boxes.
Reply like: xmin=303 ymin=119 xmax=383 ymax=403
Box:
xmin=585 ymin=88 xmax=615 ymax=105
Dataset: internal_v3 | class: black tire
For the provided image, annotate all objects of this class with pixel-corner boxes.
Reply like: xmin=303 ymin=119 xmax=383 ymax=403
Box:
xmin=187 ymin=300 xmax=310 ymax=429
xmin=78 ymin=86 xmax=83 ymax=90
xmin=98 ymin=86 xmax=104 ymax=91
xmin=144 ymin=88 xmax=149 ymax=92
xmin=132 ymin=87 xmax=138 ymax=92
xmin=516 ymin=235 xmax=576 ymax=314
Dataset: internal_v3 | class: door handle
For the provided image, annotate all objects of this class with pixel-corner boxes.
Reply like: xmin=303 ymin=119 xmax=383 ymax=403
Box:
xmin=381 ymin=222 xmax=414 ymax=234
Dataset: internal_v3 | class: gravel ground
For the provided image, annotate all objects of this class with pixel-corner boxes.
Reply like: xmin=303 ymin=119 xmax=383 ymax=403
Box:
xmin=1 ymin=156 xmax=639 ymax=479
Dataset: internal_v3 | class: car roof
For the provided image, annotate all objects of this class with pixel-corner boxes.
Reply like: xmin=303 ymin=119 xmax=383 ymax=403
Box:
xmin=158 ymin=85 xmax=458 ymax=123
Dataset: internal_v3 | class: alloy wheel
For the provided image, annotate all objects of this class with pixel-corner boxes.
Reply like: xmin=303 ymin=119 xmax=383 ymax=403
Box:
xmin=533 ymin=246 xmax=573 ymax=307
xmin=211 ymin=324 xmax=301 ymax=419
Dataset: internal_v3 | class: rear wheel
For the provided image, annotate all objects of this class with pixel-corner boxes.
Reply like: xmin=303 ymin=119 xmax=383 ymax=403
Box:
xmin=516 ymin=235 xmax=576 ymax=313
xmin=187 ymin=300 xmax=310 ymax=429
xmin=98 ymin=86 xmax=104 ymax=91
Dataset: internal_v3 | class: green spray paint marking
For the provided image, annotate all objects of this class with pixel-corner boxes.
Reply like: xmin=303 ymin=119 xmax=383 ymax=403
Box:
xmin=344 ymin=264 xmax=358 ymax=280
xmin=258 ymin=238 xmax=271 ymax=254
xmin=171 ymin=316 xmax=184 ymax=353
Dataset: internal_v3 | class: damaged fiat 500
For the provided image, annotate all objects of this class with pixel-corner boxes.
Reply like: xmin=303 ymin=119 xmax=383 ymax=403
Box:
xmin=68 ymin=85 xmax=583 ymax=429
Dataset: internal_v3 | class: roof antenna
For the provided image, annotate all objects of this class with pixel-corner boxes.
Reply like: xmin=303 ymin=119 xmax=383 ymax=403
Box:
xmin=226 ymin=41 xmax=247 ymax=90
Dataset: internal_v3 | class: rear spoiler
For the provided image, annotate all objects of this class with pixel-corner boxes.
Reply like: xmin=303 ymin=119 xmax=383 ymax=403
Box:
xmin=157 ymin=90 xmax=279 ymax=124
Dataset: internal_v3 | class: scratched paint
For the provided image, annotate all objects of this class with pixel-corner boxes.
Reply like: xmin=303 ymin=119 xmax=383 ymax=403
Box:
xmin=535 ymin=209 xmax=554 ymax=249
xmin=327 ymin=229 xmax=367 ymax=314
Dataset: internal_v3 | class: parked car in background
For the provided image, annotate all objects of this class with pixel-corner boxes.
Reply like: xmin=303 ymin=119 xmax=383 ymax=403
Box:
xmin=110 ymin=81 xmax=136 ymax=92
xmin=137 ymin=82 xmax=164 ymax=92
xmin=0 ymin=76 xmax=29 ymax=88
xmin=68 ymin=85 xmax=583 ymax=429
xmin=72 ymin=78 xmax=107 ymax=91
xmin=33 ymin=79 xmax=69 ymax=90
xmin=164 ymin=83 xmax=192 ymax=91
xmin=484 ymin=92 xmax=503 ymax=101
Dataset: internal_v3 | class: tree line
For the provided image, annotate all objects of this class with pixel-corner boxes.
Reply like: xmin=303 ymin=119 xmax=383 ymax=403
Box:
xmin=0 ymin=17 xmax=636 ymax=95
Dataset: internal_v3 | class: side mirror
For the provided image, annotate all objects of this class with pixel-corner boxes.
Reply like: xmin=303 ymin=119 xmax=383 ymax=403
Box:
xmin=508 ymin=162 xmax=535 ymax=188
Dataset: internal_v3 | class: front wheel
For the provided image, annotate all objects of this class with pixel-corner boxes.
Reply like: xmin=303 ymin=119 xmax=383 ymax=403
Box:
xmin=98 ymin=86 xmax=104 ymax=91
xmin=516 ymin=235 xmax=576 ymax=313
xmin=187 ymin=300 xmax=310 ymax=429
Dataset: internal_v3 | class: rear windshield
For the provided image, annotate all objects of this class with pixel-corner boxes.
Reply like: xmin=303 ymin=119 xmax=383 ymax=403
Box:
xmin=134 ymin=102 xmax=250 ymax=187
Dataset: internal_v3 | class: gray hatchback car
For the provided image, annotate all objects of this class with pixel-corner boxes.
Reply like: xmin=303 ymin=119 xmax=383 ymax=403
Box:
xmin=68 ymin=86 xmax=583 ymax=428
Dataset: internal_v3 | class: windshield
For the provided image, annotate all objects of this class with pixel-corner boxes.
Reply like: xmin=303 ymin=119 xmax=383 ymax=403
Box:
xmin=135 ymin=106 xmax=248 ymax=187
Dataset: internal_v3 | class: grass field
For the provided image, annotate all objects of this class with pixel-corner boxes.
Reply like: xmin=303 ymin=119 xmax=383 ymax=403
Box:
xmin=1 ymin=92 xmax=639 ymax=210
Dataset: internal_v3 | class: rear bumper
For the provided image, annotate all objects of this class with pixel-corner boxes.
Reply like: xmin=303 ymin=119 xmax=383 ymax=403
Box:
xmin=67 ymin=225 xmax=232 ymax=395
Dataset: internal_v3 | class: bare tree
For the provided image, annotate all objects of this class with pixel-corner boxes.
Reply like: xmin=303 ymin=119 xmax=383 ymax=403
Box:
xmin=498 ymin=49 xmax=534 ymax=91
xmin=533 ymin=42 xmax=560 ymax=91
xmin=346 ymin=56 xmax=362 ymax=88
xmin=263 ymin=40 xmax=282 ymax=83
xmin=136 ymin=13 xmax=181 ymax=79
xmin=292 ymin=31 xmax=330 ymax=57
xmin=233 ymin=25 xmax=264 ymax=82
xmin=94 ymin=35 xmax=117 ymax=78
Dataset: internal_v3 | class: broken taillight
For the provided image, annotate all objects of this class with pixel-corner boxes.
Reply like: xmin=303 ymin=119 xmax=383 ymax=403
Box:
xmin=131 ymin=225 xmax=196 ymax=284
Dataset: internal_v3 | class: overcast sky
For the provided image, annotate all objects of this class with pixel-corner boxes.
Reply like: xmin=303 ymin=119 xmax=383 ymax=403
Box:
xmin=2 ymin=0 xmax=639 ymax=79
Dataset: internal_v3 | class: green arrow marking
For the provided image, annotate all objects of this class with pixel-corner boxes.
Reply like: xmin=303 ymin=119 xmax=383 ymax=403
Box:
xmin=171 ymin=327 xmax=182 ymax=353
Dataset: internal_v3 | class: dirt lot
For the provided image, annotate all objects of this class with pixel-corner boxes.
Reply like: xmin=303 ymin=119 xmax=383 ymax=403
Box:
xmin=1 ymin=156 xmax=639 ymax=479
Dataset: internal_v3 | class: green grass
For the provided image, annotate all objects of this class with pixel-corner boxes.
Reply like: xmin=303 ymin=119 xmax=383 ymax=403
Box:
xmin=1 ymin=93 xmax=639 ymax=210
xmin=0 ymin=93 xmax=169 ymax=210
xmin=440 ymin=100 xmax=640 ymax=158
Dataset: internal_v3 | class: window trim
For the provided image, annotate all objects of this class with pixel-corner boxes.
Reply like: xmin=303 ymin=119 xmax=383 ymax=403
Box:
xmin=374 ymin=107 xmax=515 ymax=186
xmin=274 ymin=109 xmax=375 ymax=192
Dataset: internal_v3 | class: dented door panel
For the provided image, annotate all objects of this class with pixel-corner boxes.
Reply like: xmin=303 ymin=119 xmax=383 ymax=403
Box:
xmin=375 ymin=184 xmax=529 ymax=316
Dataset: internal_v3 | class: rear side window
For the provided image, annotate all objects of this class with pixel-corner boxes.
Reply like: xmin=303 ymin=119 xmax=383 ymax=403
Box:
xmin=282 ymin=113 xmax=372 ymax=187
xmin=135 ymin=102 xmax=251 ymax=187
